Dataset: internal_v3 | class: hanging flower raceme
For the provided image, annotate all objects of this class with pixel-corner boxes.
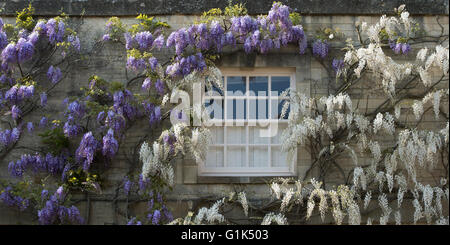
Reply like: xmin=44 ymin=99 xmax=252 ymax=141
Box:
xmin=11 ymin=105 xmax=21 ymax=120
xmin=1 ymin=43 xmax=17 ymax=64
xmin=162 ymin=131 xmax=177 ymax=154
xmin=102 ymin=128 xmax=119 ymax=158
xmin=104 ymin=110 xmax=126 ymax=135
xmin=39 ymin=116 xmax=48 ymax=128
xmin=5 ymin=84 xmax=35 ymax=104
xmin=0 ymin=186 xmax=29 ymax=211
xmin=0 ymin=31 xmax=8 ymax=50
xmin=27 ymin=122 xmax=34 ymax=134
xmin=142 ymin=77 xmax=152 ymax=91
xmin=0 ymin=127 xmax=20 ymax=147
xmin=332 ymin=59 xmax=345 ymax=73
xmin=46 ymin=19 xmax=58 ymax=44
xmin=8 ymin=152 xmax=66 ymax=177
xmin=389 ymin=40 xmax=411 ymax=55
xmin=312 ymin=39 xmax=329 ymax=59
xmin=40 ymin=92 xmax=47 ymax=107
xmin=37 ymin=187 xmax=84 ymax=225
xmin=75 ymin=132 xmax=99 ymax=171
xmin=67 ymin=34 xmax=81 ymax=52
xmin=47 ymin=65 xmax=62 ymax=84
xmin=112 ymin=90 xmax=138 ymax=120
xmin=143 ymin=102 xmax=162 ymax=126
xmin=62 ymin=100 xmax=85 ymax=137
xmin=16 ymin=37 xmax=34 ymax=63
xmin=135 ymin=31 xmax=154 ymax=50
xmin=122 ymin=176 xmax=133 ymax=196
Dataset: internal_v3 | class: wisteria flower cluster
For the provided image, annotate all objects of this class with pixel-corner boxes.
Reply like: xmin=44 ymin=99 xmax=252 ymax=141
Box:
xmin=389 ymin=40 xmax=411 ymax=55
xmin=0 ymin=127 xmax=20 ymax=147
xmin=37 ymin=187 xmax=84 ymax=225
xmin=8 ymin=152 xmax=67 ymax=177
xmin=0 ymin=186 xmax=29 ymax=211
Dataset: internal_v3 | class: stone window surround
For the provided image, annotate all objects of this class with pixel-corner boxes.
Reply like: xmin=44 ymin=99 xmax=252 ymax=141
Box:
xmin=198 ymin=67 xmax=297 ymax=177
xmin=180 ymin=50 xmax=312 ymax=184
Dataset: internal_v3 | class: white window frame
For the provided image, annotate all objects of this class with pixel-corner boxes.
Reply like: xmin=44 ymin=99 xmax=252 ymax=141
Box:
xmin=198 ymin=67 xmax=297 ymax=177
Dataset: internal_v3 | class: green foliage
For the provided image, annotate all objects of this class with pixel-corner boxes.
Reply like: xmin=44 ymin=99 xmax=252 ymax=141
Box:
xmin=128 ymin=14 xmax=170 ymax=34
xmin=126 ymin=48 xmax=153 ymax=60
xmin=38 ymin=127 xmax=70 ymax=155
xmin=224 ymin=0 xmax=248 ymax=17
xmin=197 ymin=0 xmax=248 ymax=24
xmin=16 ymin=3 xmax=35 ymax=31
xmin=289 ymin=12 xmax=302 ymax=26
xmin=104 ymin=17 xmax=127 ymax=40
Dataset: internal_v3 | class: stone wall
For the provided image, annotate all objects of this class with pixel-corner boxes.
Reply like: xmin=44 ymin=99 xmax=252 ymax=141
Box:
xmin=0 ymin=0 xmax=448 ymax=224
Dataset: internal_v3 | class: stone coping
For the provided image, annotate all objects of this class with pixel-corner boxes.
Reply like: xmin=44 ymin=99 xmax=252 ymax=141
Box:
xmin=0 ymin=0 xmax=448 ymax=17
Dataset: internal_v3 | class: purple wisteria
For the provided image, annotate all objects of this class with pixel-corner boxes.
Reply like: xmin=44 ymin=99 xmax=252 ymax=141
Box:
xmin=0 ymin=187 xmax=29 ymax=211
xmin=8 ymin=153 xmax=66 ymax=177
xmin=40 ymin=92 xmax=47 ymax=107
xmin=389 ymin=40 xmax=411 ymax=55
xmin=143 ymin=102 xmax=161 ymax=126
xmin=37 ymin=187 xmax=84 ymax=225
xmin=332 ymin=59 xmax=345 ymax=73
xmin=102 ymin=128 xmax=119 ymax=158
xmin=47 ymin=65 xmax=62 ymax=84
xmin=75 ymin=132 xmax=99 ymax=171
xmin=312 ymin=39 xmax=329 ymax=59
xmin=4 ymin=85 xmax=35 ymax=105
xmin=123 ymin=176 xmax=133 ymax=196
xmin=0 ymin=127 xmax=20 ymax=147
xmin=63 ymin=100 xmax=85 ymax=137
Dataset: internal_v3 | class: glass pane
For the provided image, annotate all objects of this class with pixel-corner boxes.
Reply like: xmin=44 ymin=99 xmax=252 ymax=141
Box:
xmin=205 ymin=146 xmax=224 ymax=167
xmin=271 ymin=123 xmax=287 ymax=144
xmin=205 ymin=76 xmax=224 ymax=96
xmin=249 ymin=99 xmax=268 ymax=120
xmin=271 ymin=99 xmax=289 ymax=119
xmin=249 ymin=76 xmax=268 ymax=96
xmin=227 ymin=146 xmax=246 ymax=167
xmin=210 ymin=127 xmax=224 ymax=144
xmin=249 ymin=146 xmax=269 ymax=167
xmin=271 ymin=76 xmax=290 ymax=96
xmin=226 ymin=99 xmax=246 ymax=119
xmin=204 ymin=99 xmax=223 ymax=119
xmin=249 ymin=126 xmax=270 ymax=144
xmin=271 ymin=146 xmax=289 ymax=167
xmin=226 ymin=76 xmax=246 ymax=96
xmin=226 ymin=126 xmax=246 ymax=144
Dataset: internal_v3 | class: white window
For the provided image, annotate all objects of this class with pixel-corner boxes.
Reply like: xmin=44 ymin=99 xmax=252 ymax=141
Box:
xmin=199 ymin=68 xmax=297 ymax=176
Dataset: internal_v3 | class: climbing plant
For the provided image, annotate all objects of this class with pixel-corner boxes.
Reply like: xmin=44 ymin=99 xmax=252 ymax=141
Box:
xmin=0 ymin=2 xmax=448 ymax=225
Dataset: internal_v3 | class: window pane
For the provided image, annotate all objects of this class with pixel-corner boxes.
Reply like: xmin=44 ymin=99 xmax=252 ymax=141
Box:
xmin=204 ymin=99 xmax=223 ymax=119
xmin=271 ymin=99 xmax=289 ymax=119
xmin=249 ymin=76 xmax=268 ymax=96
xmin=210 ymin=127 xmax=224 ymax=144
xmin=249 ymin=126 xmax=269 ymax=144
xmin=271 ymin=146 xmax=289 ymax=167
xmin=249 ymin=146 xmax=268 ymax=167
xmin=205 ymin=146 xmax=224 ymax=167
xmin=226 ymin=126 xmax=246 ymax=144
xmin=226 ymin=76 xmax=246 ymax=96
xmin=271 ymin=124 xmax=287 ymax=144
xmin=271 ymin=76 xmax=290 ymax=96
xmin=249 ymin=99 xmax=268 ymax=119
xmin=226 ymin=99 xmax=246 ymax=119
xmin=227 ymin=146 xmax=246 ymax=167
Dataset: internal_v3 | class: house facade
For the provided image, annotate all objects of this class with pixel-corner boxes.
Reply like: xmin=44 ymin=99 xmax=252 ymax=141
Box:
xmin=0 ymin=0 xmax=448 ymax=224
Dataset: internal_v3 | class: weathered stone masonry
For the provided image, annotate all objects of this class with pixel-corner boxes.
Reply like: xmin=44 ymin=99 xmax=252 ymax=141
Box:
xmin=0 ymin=0 xmax=448 ymax=224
